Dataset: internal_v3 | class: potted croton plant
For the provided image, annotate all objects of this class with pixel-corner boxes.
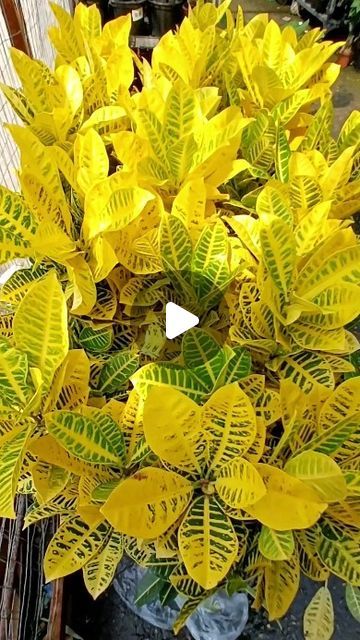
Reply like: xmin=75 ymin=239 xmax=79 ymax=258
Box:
xmin=0 ymin=1 xmax=360 ymax=637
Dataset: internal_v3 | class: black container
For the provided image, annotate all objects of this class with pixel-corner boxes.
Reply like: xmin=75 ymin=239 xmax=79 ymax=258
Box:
xmin=149 ymin=0 xmax=184 ymax=37
xmin=108 ymin=0 xmax=147 ymax=35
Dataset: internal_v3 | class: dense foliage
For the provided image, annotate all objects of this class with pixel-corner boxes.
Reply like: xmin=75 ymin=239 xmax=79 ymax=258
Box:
xmin=0 ymin=1 xmax=360 ymax=636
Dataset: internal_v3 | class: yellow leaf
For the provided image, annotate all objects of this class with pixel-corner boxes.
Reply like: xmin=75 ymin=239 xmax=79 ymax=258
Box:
xmin=178 ymin=495 xmax=238 ymax=590
xmin=74 ymin=128 xmax=109 ymax=195
xmin=265 ymin=555 xmax=300 ymax=620
xmin=143 ymin=387 xmax=204 ymax=474
xmin=44 ymin=514 xmax=110 ymax=581
xmin=303 ymin=586 xmax=334 ymax=640
xmin=83 ymin=173 xmax=155 ymax=240
xmin=202 ymin=383 xmax=257 ymax=471
xmin=284 ymin=451 xmax=347 ymax=502
xmin=101 ymin=467 xmax=193 ymax=538
xmin=13 ymin=271 xmax=68 ymax=392
xmin=83 ymin=530 xmax=123 ymax=599
xmin=246 ymin=464 xmax=327 ymax=530
xmin=215 ymin=457 xmax=266 ymax=509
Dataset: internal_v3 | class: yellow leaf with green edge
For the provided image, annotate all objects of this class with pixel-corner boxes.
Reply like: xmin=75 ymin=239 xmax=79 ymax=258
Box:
xmin=101 ymin=467 xmax=193 ymax=538
xmin=67 ymin=254 xmax=97 ymax=315
xmin=29 ymin=434 xmax=112 ymax=478
xmin=215 ymin=457 xmax=266 ymax=509
xmin=32 ymin=461 xmax=69 ymax=503
xmin=225 ymin=214 xmax=261 ymax=259
xmin=44 ymin=514 xmax=110 ymax=581
xmin=8 ymin=125 xmax=71 ymax=233
xmin=178 ymin=495 xmax=238 ymax=590
xmin=143 ymin=387 xmax=203 ymax=474
xmin=295 ymin=528 xmax=330 ymax=582
xmin=74 ymin=128 xmax=109 ymax=195
xmin=10 ymin=48 xmax=52 ymax=112
xmin=44 ymin=349 xmax=90 ymax=413
xmin=191 ymin=221 xmax=231 ymax=305
xmin=260 ymin=215 xmax=296 ymax=298
xmin=0 ymin=419 xmax=33 ymax=517
xmin=301 ymin=283 xmax=360 ymax=330
xmin=24 ymin=482 xmax=78 ymax=528
xmin=265 ymin=555 xmax=300 ymax=621
xmin=256 ymin=186 xmax=292 ymax=227
xmin=13 ymin=271 xmax=68 ymax=393
xmin=259 ymin=526 xmax=295 ymax=561
xmin=80 ymin=107 xmax=128 ymax=139
xmin=295 ymin=242 xmax=360 ymax=301
xmin=317 ymin=536 xmax=360 ymax=585
xmin=171 ymin=178 xmax=206 ymax=241
xmin=294 ymin=202 xmax=331 ymax=255
xmin=284 ymin=451 xmax=347 ymax=502
xmin=303 ymin=586 xmax=334 ymax=640
xmin=0 ymin=185 xmax=37 ymax=263
xmin=45 ymin=409 xmax=125 ymax=467
xmin=246 ymin=464 xmax=327 ymax=530
xmin=202 ymin=383 xmax=257 ymax=471
xmin=0 ymin=82 xmax=34 ymax=125
xmin=31 ymin=220 xmax=77 ymax=263
xmin=163 ymin=79 xmax=197 ymax=144
xmin=0 ymin=338 xmax=33 ymax=409
xmin=290 ymin=323 xmax=346 ymax=353
xmin=83 ymin=174 xmax=155 ymax=240
xmin=296 ymin=411 xmax=360 ymax=457
xmin=319 ymin=378 xmax=360 ymax=431
xmin=83 ymin=530 xmax=124 ymax=599
xmin=244 ymin=417 xmax=266 ymax=464
xmin=120 ymin=389 xmax=144 ymax=464
xmin=0 ymin=265 xmax=46 ymax=305
xmin=271 ymin=351 xmax=334 ymax=394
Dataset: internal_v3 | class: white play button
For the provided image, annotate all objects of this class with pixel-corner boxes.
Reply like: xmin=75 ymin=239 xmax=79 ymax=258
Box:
xmin=165 ymin=302 xmax=199 ymax=340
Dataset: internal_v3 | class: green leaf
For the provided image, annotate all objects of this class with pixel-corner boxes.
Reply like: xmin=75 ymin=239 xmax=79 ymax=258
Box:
xmin=45 ymin=409 xmax=125 ymax=466
xmin=223 ymin=346 xmax=252 ymax=383
xmin=98 ymin=350 xmax=139 ymax=394
xmin=191 ymin=221 xmax=231 ymax=306
xmin=0 ymin=185 xmax=37 ymax=263
xmin=259 ymin=526 xmax=295 ymax=561
xmin=131 ymin=361 xmax=208 ymax=402
xmin=260 ymin=215 xmax=296 ymax=298
xmin=79 ymin=325 xmax=113 ymax=354
xmin=345 ymin=584 xmax=360 ymax=623
xmin=135 ymin=570 xmax=164 ymax=607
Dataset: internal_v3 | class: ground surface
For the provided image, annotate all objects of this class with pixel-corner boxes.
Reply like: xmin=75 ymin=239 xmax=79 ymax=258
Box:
xmin=68 ymin=2 xmax=360 ymax=639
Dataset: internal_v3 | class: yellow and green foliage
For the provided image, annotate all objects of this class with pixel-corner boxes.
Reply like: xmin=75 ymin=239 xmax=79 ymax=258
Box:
xmin=0 ymin=1 xmax=359 ymax=636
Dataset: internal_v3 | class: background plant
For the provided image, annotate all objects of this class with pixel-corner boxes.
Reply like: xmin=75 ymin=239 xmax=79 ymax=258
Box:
xmin=0 ymin=1 xmax=359 ymax=638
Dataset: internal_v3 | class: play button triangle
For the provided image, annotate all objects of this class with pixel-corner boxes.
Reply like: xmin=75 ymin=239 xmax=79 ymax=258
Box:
xmin=165 ymin=302 xmax=199 ymax=340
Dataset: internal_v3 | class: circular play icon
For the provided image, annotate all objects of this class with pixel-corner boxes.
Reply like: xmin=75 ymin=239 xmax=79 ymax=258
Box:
xmin=120 ymin=215 xmax=235 ymax=350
